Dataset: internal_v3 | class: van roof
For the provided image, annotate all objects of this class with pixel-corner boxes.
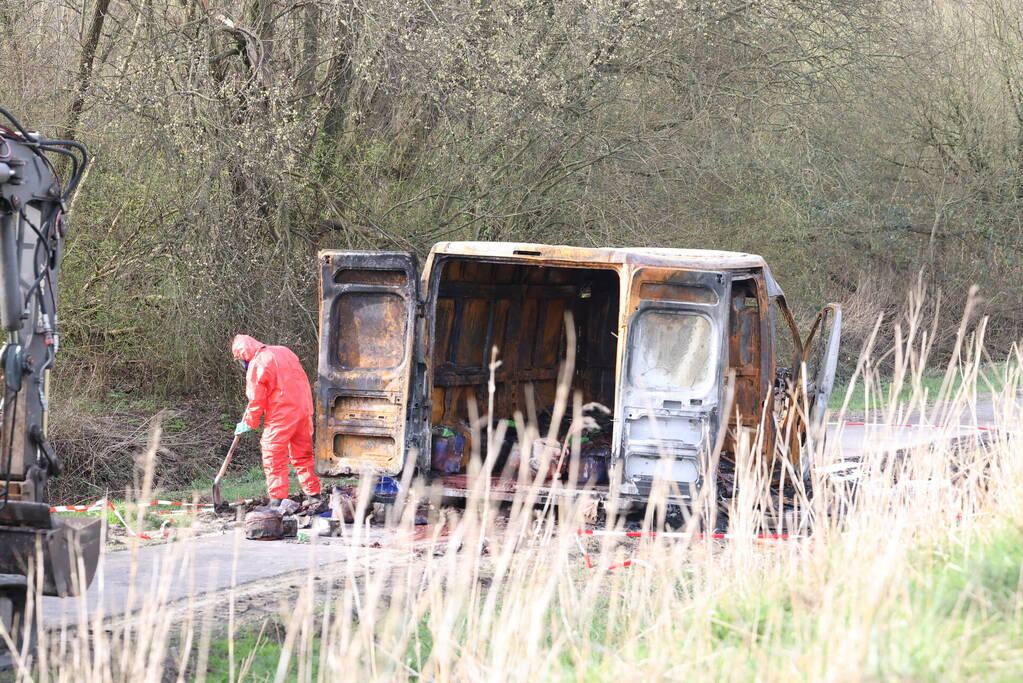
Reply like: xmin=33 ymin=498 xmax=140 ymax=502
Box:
xmin=430 ymin=241 xmax=769 ymax=270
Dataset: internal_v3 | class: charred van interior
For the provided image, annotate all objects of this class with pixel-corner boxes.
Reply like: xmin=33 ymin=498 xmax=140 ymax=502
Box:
xmin=427 ymin=259 xmax=620 ymax=487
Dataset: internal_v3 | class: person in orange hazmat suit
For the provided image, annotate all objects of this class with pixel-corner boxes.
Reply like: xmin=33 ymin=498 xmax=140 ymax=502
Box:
xmin=231 ymin=334 xmax=321 ymax=506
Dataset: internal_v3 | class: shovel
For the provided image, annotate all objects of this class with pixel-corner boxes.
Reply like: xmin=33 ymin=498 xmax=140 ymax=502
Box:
xmin=212 ymin=434 xmax=242 ymax=510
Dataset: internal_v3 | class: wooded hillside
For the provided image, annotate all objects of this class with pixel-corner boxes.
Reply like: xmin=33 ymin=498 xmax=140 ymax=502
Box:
xmin=3 ymin=0 xmax=1019 ymax=396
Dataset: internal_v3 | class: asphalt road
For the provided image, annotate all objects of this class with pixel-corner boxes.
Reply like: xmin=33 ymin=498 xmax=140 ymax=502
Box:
xmin=42 ymin=529 xmax=403 ymax=629
xmin=832 ymin=397 xmax=1014 ymax=460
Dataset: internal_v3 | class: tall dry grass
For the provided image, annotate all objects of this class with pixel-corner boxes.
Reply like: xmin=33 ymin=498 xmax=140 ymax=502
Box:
xmin=2 ymin=296 xmax=1021 ymax=681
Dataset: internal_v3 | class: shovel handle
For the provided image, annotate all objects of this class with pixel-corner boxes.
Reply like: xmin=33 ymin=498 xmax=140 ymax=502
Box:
xmin=214 ymin=434 xmax=242 ymax=486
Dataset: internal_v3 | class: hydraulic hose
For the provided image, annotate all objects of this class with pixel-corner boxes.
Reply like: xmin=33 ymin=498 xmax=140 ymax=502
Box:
xmin=0 ymin=212 xmax=21 ymax=332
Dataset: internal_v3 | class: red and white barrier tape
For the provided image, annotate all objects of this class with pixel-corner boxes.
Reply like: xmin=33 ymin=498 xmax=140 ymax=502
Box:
xmin=835 ymin=421 xmax=996 ymax=432
xmin=46 ymin=496 xmax=255 ymax=542
xmin=574 ymin=528 xmax=805 ymax=570
xmin=109 ymin=505 xmax=152 ymax=541
xmin=573 ymin=532 xmax=647 ymax=571
xmin=46 ymin=498 xmax=154 ymax=540
xmin=576 ymin=529 xmax=801 ymax=541
xmin=49 ymin=497 xmax=253 ymax=513
xmin=49 ymin=500 xmax=115 ymax=513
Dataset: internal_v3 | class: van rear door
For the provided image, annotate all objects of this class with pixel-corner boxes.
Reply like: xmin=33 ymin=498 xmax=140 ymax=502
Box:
xmin=315 ymin=251 xmax=419 ymax=476
xmin=617 ymin=268 xmax=730 ymax=498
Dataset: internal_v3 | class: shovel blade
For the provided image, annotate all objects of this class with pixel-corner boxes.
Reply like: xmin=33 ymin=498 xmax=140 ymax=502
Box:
xmin=212 ymin=482 xmax=224 ymax=508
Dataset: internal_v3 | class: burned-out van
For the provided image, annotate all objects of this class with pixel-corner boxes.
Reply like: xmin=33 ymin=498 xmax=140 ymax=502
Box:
xmin=313 ymin=242 xmax=841 ymax=505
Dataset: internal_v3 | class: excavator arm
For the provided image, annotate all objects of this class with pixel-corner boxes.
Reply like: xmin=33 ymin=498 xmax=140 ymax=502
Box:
xmin=0 ymin=109 xmax=100 ymax=665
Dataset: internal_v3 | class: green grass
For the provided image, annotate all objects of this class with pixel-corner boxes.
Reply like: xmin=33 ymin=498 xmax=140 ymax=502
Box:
xmin=829 ymin=360 xmax=1017 ymax=412
xmin=888 ymin=523 xmax=1023 ymax=678
xmin=163 ymin=465 xmax=355 ymax=504
xmin=167 ymin=465 xmax=281 ymax=504
xmin=916 ymin=524 xmax=1023 ymax=619
xmin=570 ymin=521 xmax=1023 ymax=679
xmin=200 ymin=518 xmax=1023 ymax=680
xmin=206 ymin=620 xmax=321 ymax=682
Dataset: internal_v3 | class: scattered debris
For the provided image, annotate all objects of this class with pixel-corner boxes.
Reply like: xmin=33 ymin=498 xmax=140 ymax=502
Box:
xmin=414 ymin=505 xmax=430 ymax=526
xmin=577 ymin=454 xmax=609 ymax=486
xmin=244 ymin=510 xmax=285 ymax=540
xmin=528 ymin=438 xmax=563 ymax=482
xmin=578 ymin=496 xmax=600 ymax=525
xmin=431 ymin=424 xmax=470 ymax=473
xmin=309 ymin=516 xmax=340 ymax=537
xmin=282 ymin=516 xmax=298 ymax=537
xmin=373 ymin=477 xmax=401 ymax=504
xmin=329 ymin=486 xmax=359 ymax=522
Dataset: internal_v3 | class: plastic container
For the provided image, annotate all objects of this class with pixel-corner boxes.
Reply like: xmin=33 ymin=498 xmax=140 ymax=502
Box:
xmin=431 ymin=425 xmax=466 ymax=473
xmin=373 ymin=476 xmax=400 ymax=504
xmin=577 ymin=457 xmax=608 ymax=485
xmin=577 ymin=444 xmax=611 ymax=485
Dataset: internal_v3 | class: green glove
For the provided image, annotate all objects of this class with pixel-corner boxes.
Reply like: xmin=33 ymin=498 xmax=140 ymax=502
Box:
xmin=234 ymin=421 xmax=252 ymax=436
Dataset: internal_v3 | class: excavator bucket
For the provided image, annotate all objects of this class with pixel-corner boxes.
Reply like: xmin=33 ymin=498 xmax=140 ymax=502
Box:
xmin=0 ymin=502 xmax=101 ymax=597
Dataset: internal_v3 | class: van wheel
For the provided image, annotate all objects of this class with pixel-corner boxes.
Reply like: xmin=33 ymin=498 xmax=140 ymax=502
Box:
xmin=0 ymin=580 xmax=34 ymax=671
xmin=664 ymin=504 xmax=686 ymax=530
xmin=663 ymin=503 xmax=718 ymax=532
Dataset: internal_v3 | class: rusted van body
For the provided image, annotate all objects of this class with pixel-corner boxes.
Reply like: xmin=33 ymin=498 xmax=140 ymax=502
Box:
xmin=313 ymin=242 xmax=840 ymax=504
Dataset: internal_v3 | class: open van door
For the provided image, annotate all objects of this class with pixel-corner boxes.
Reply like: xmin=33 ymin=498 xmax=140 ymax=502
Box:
xmin=774 ymin=301 xmax=842 ymax=475
xmin=315 ymin=251 xmax=419 ymax=477
xmin=802 ymin=304 xmax=842 ymax=467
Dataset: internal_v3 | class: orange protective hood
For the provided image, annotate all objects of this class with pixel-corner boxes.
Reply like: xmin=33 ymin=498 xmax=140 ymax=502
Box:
xmin=231 ymin=334 xmax=265 ymax=362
